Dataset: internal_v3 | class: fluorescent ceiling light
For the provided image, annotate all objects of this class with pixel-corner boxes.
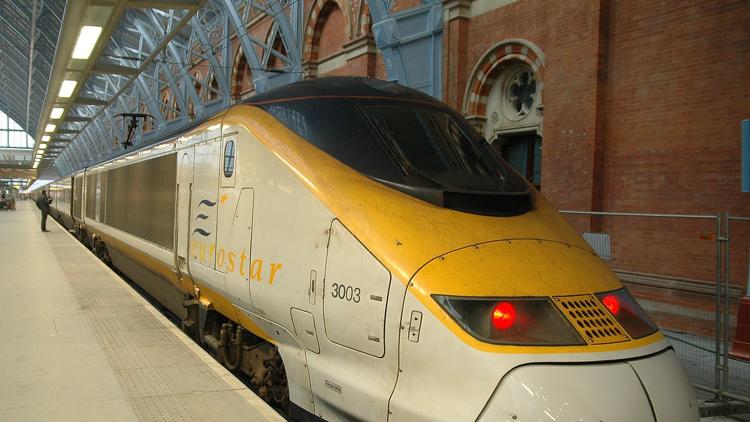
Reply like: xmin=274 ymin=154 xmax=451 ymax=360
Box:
xmin=41 ymin=135 xmax=50 ymax=142
xmin=50 ymin=107 xmax=64 ymax=119
xmin=45 ymin=124 xmax=56 ymax=132
xmin=59 ymin=80 xmax=77 ymax=98
xmin=39 ymin=144 xmax=47 ymax=150
xmin=72 ymin=26 xmax=103 ymax=59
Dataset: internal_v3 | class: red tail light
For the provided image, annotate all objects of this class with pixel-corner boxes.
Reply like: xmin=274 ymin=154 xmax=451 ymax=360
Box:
xmin=491 ymin=302 xmax=516 ymax=330
xmin=433 ymin=296 xmax=584 ymax=345
xmin=596 ymin=289 xmax=658 ymax=339
xmin=602 ymin=295 xmax=620 ymax=315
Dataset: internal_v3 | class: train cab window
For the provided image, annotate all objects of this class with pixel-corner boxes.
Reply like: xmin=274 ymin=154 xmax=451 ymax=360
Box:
xmin=360 ymin=105 xmax=511 ymax=192
xmin=223 ymin=140 xmax=235 ymax=177
xmin=252 ymin=78 xmax=532 ymax=216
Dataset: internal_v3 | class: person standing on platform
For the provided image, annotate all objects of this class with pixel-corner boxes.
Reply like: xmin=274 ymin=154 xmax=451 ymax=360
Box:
xmin=36 ymin=190 xmax=52 ymax=232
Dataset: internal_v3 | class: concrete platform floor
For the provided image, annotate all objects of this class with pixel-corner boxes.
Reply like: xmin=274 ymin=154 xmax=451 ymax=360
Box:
xmin=0 ymin=202 xmax=283 ymax=422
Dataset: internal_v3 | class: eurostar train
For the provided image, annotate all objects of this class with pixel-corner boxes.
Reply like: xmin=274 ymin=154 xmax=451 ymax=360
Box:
xmin=40 ymin=77 xmax=698 ymax=422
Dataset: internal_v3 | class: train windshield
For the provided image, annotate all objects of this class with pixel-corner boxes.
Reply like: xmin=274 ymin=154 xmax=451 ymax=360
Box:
xmin=359 ymin=104 xmax=515 ymax=192
xmin=260 ymin=98 xmax=528 ymax=194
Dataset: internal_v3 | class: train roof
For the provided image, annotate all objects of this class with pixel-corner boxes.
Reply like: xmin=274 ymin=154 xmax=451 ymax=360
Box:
xmin=245 ymin=76 xmax=440 ymax=106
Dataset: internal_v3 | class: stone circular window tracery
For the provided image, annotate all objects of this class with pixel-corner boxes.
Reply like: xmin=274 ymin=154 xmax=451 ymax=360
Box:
xmin=501 ymin=66 xmax=538 ymax=121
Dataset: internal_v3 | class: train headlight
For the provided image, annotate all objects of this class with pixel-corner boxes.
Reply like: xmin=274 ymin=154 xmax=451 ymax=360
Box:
xmin=596 ymin=289 xmax=657 ymax=339
xmin=433 ymin=296 xmax=585 ymax=346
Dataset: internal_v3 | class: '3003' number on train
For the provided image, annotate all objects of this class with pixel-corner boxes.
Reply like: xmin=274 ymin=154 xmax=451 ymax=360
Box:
xmin=331 ymin=283 xmax=360 ymax=303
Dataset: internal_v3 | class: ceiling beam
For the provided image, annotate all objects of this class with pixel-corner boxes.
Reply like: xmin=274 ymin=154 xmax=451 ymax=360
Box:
xmin=127 ymin=0 xmax=202 ymax=10
xmin=91 ymin=62 xmax=139 ymax=76
xmin=26 ymin=0 xmax=39 ymax=132
xmin=73 ymin=96 xmax=109 ymax=106
xmin=62 ymin=115 xmax=92 ymax=122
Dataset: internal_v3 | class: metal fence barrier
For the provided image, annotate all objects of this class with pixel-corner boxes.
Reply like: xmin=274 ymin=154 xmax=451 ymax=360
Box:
xmin=560 ymin=210 xmax=749 ymax=404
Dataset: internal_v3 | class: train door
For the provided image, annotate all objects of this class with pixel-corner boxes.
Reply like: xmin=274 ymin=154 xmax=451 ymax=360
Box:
xmin=175 ymin=148 xmax=194 ymax=282
xmin=313 ymin=219 xmax=398 ymax=420
xmin=224 ymin=188 xmax=254 ymax=308
xmin=189 ymin=139 xmax=224 ymax=293
xmin=218 ymin=133 xmax=255 ymax=307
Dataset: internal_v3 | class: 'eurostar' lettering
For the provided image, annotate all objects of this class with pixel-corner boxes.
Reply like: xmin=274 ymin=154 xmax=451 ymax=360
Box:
xmin=191 ymin=238 xmax=283 ymax=285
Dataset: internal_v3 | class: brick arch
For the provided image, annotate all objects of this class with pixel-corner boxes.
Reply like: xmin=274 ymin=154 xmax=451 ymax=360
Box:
xmin=303 ymin=0 xmax=350 ymax=62
xmin=355 ymin=2 xmax=372 ymax=38
xmin=462 ymin=39 xmax=545 ymax=117
xmin=205 ymin=71 xmax=220 ymax=101
xmin=230 ymin=47 xmax=252 ymax=98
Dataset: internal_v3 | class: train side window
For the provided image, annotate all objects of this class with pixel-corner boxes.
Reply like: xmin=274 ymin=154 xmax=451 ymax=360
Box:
xmin=223 ymin=140 xmax=235 ymax=177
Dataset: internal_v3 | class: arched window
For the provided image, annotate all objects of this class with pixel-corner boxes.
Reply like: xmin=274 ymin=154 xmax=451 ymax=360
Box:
xmin=486 ymin=62 xmax=543 ymax=189
xmin=231 ymin=51 xmax=253 ymax=98
xmin=464 ymin=41 xmax=545 ymax=189
xmin=223 ymin=140 xmax=235 ymax=177
xmin=315 ymin=2 xmax=345 ymax=61
xmin=0 ymin=110 xmax=34 ymax=148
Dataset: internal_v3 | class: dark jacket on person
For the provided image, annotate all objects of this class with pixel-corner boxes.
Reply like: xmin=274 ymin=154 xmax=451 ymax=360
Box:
xmin=36 ymin=195 xmax=51 ymax=213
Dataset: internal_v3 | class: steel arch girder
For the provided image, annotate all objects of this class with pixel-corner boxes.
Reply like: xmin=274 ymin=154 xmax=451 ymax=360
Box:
xmin=264 ymin=0 xmax=301 ymax=63
xmin=222 ymin=0 xmax=303 ymax=93
xmin=368 ymin=0 xmax=443 ymax=99
xmin=144 ymin=9 xmax=204 ymax=116
xmin=108 ymin=37 xmax=167 ymax=126
xmin=223 ymin=0 xmax=268 ymax=92
xmin=130 ymin=18 xmax=189 ymax=125
xmin=190 ymin=15 xmax=230 ymax=101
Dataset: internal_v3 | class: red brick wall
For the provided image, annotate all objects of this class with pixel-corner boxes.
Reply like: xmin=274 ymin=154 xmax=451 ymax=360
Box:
xmin=598 ymin=0 xmax=749 ymax=287
xmin=450 ymin=0 xmax=608 ymax=212
xmin=602 ymin=0 xmax=749 ymax=216
xmin=450 ymin=0 xmax=748 ymax=215
xmin=317 ymin=4 xmax=347 ymax=60
xmin=449 ymin=0 xmax=749 ymax=288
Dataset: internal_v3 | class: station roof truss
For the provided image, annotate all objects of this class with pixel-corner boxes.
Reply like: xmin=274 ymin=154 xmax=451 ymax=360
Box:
xmin=0 ymin=0 xmax=65 ymax=146
xmin=29 ymin=0 xmax=445 ymax=177
xmin=31 ymin=0 xmax=308 ymax=176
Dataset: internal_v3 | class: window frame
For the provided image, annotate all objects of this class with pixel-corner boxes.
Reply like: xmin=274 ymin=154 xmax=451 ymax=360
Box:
xmin=221 ymin=137 xmax=236 ymax=187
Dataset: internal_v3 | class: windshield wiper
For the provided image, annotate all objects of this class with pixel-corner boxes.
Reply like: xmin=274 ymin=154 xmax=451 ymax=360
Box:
xmin=360 ymin=109 xmax=445 ymax=188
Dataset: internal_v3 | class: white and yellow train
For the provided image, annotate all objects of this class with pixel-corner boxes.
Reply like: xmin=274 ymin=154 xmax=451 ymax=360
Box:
xmin=39 ymin=77 xmax=698 ymax=421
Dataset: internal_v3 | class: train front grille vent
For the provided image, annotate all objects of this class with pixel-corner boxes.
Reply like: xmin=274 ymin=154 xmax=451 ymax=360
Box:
xmin=552 ymin=294 xmax=630 ymax=345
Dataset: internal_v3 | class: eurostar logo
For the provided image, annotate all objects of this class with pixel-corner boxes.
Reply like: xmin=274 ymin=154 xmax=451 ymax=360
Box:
xmin=193 ymin=199 xmax=216 ymax=237
xmin=219 ymin=193 xmax=229 ymax=205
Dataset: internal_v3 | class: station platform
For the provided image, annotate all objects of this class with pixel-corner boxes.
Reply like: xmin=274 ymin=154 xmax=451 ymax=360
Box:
xmin=0 ymin=202 xmax=283 ymax=422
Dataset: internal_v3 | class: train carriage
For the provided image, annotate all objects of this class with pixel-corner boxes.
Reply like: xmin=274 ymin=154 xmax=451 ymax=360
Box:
xmin=40 ymin=77 xmax=698 ymax=422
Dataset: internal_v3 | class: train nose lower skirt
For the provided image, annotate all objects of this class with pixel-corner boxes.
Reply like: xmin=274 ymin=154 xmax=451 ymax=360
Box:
xmin=478 ymin=349 xmax=698 ymax=422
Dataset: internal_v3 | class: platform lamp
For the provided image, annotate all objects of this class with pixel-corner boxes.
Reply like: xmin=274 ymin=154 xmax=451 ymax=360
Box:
xmin=729 ymin=119 xmax=750 ymax=362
